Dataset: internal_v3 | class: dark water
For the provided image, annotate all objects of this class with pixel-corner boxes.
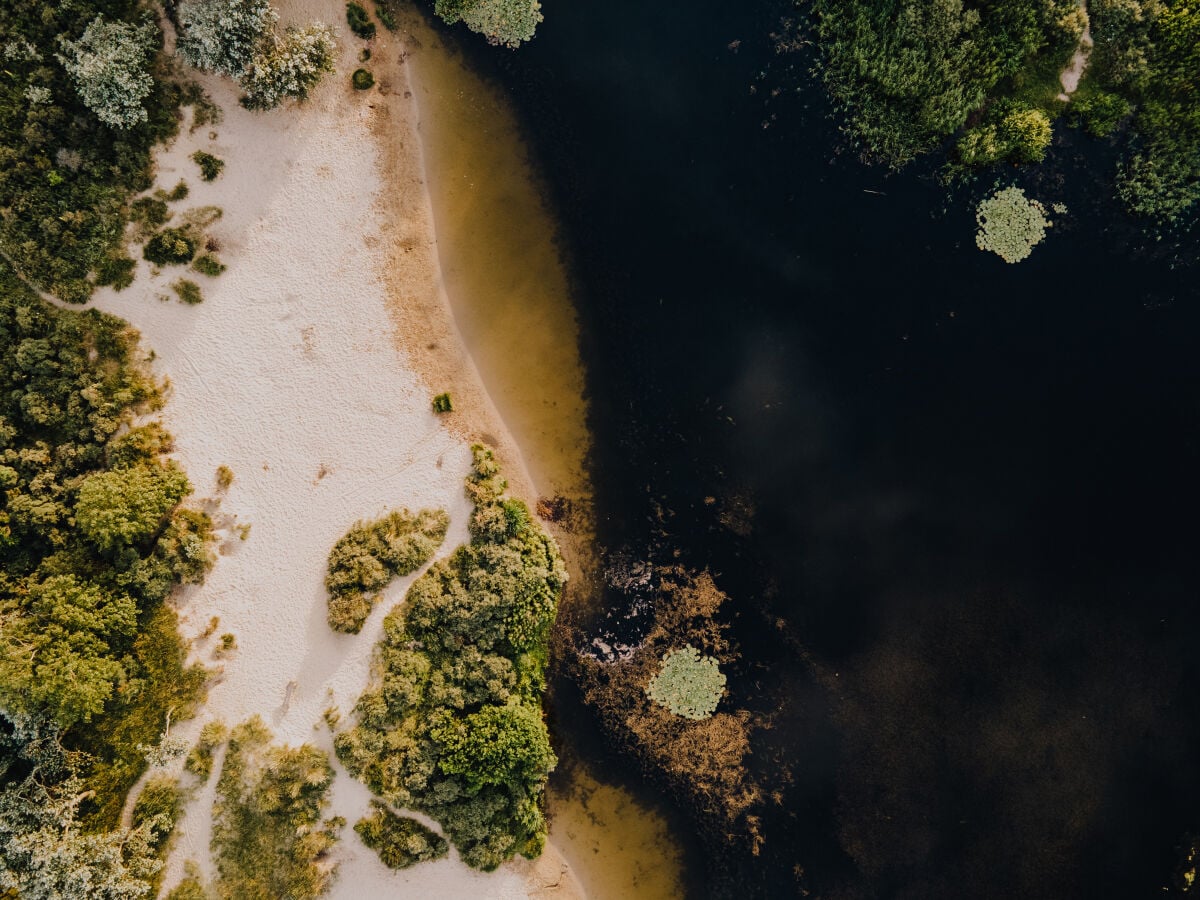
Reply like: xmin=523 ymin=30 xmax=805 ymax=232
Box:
xmin=445 ymin=1 xmax=1199 ymax=897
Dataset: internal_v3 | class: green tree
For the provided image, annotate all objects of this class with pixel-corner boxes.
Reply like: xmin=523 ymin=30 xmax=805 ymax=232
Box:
xmin=56 ymin=15 xmax=159 ymax=130
xmin=434 ymin=703 xmax=555 ymax=791
xmin=75 ymin=464 xmax=190 ymax=554
xmin=0 ymin=576 xmax=137 ymax=727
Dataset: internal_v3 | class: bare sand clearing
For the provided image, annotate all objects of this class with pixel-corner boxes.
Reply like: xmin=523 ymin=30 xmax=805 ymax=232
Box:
xmin=85 ymin=1 xmax=585 ymax=895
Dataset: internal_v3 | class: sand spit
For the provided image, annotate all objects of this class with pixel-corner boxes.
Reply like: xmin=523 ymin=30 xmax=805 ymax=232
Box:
xmin=85 ymin=1 xmax=583 ymax=895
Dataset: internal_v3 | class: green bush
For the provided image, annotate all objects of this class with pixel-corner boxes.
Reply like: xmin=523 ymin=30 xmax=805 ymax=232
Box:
xmin=374 ymin=1 xmax=397 ymax=31
xmin=192 ymin=254 xmax=227 ymax=277
xmin=211 ymin=717 xmax=342 ymax=899
xmin=172 ymin=279 xmax=204 ymax=305
xmin=335 ymin=447 xmax=565 ymax=871
xmin=325 ymin=508 xmax=449 ymax=633
xmin=434 ymin=0 xmax=543 ymax=49
xmin=346 ymin=2 xmax=376 ymax=39
xmin=1072 ymin=90 xmax=1132 ymax=137
xmin=191 ymin=150 xmax=225 ymax=181
xmin=131 ymin=195 xmax=171 ymax=230
xmin=144 ymin=228 xmax=198 ymax=265
xmin=432 ymin=392 xmax=453 ymax=413
xmin=162 ymin=180 xmax=191 ymax=202
xmin=352 ymin=68 xmax=375 ymax=90
xmin=185 ymin=720 xmax=229 ymax=781
xmin=95 ymin=253 xmax=137 ymax=291
xmin=355 ymin=802 xmax=448 ymax=868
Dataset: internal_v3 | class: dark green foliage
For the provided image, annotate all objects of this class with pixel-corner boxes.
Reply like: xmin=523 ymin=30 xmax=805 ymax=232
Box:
xmin=335 ymin=447 xmax=564 ymax=871
xmin=354 ymin=801 xmax=448 ymax=868
xmin=352 ymin=68 xmax=375 ymax=90
xmin=163 ymin=180 xmax=190 ymax=202
xmin=346 ymin=2 xmax=376 ymax=39
xmin=171 ymin=279 xmax=204 ymax=305
xmin=192 ymin=254 xmax=227 ymax=277
xmin=144 ymin=228 xmax=198 ymax=265
xmin=0 ymin=0 xmax=183 ymax=302
xmin=433 ymin=0 xmax=543 ymax=48
xmin=1089 ymin=0 xmax=1200 ymax=223
xmin=956 ymin=103 xmax=1053 ymax=166
xmin=95 ymin=254 xmax=137 ymax=291
xmin=191 ymin=150 xmax=225 ymax=181
xmin=325 ymin=508 xmax=449 ymax=633
xmin=374 ymin=1 xmax=397 ymax=32
xmin=1070 ymin=89 xmax=1132 ymax=137
xmin=211 ymin=717 xmax=342 ymax=899
xmin=131 ymin=195 xmax=171 ymax=231
xmin=132 ymin=773 xmax=183 ymax=891
xmin=0 ymin=261 xmax=213 ymax=842
xmin=432 ymin=392 xmax=453 ymax=413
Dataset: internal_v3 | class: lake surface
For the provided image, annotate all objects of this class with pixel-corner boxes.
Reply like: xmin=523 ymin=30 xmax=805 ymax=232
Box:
xmin=435 ymin=1 xmax=1200 ymax=897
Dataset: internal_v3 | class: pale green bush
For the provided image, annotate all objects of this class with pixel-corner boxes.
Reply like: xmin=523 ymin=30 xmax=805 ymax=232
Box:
xmin=645 ymin=645 xmax=726 ymax=720
xmin=177 ymin=0 xmax=278 ymax=77
xmin=974 ymin=186 xmax=1051 ymax=263
xmin=57 ymin=16 xmax=158 ymax=129
xmin=240 ymin=25 xmax=336 ymax=111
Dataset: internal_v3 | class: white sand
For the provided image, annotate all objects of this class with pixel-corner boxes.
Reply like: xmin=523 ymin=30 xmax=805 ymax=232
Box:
xmin=85 ymin=2 xmax=581 ymax=896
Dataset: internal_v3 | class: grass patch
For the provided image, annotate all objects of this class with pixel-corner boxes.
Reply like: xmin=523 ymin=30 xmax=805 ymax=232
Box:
xmin=191 ymin=150 xmax=225 ymax=182
xmin=171 ymin=279 xmax=204 ymax=305
xmin=325 ymin=508 xmax=449 ymax=633
xmin=186 ymin=720 xmax=229 ymax=781
xmin=347 ymin=2 xmax=377 ymax=39
xmin=212 ymin=717 xmax=342 ymax=899
xmin=355 ymin=802 xmax=448 ymax=869
xmin=192 ymin=254 xmax=227 ymax=277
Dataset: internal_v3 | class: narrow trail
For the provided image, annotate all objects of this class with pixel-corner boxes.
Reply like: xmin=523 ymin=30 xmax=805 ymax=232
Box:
xmin=1058 ymin=1 xmax=1093 ymax=101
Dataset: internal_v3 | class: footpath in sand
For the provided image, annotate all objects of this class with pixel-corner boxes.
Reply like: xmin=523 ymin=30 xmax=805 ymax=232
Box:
xmin=88 ymin=1 xmax=582 ymax=895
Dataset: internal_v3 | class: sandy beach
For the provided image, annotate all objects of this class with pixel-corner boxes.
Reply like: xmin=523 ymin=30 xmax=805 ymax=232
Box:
xmin=86 ymin=1 xmax=586 ymax=894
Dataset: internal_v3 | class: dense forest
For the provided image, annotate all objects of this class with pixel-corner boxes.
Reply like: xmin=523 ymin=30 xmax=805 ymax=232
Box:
xmin=0 ymin=260 xmax=213 ymax=896
xmin=809 ymin=0 xmax=1200 ymax=226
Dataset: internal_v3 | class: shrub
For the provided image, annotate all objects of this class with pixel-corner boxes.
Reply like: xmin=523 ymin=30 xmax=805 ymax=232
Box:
xmin=96 ymin=253 xmax=137 ymax=290
xmin=375 ymin=2 xmax=398 ymax=32
xmin=131 ymin=196 xmax=171 ymax=231
xmin=346 ymin=2 xmax=376 ymax=39
xmin=434 ymin=0 xmax=543 ymax=49
xmin=185 ymin=720 xmax=229 ymax=780
xmin=211 ymin=717 xmax=342 ymax=899
xmin=192 ymin=254 xmax=227 ymax=276
xmin=177 ymin=0 xmax=278 ymax=77
xmin=171 ymin=279 xmax=204 ymax=305
xmin=645 ymin=645 xmax=726 ymax=720
xmin=975 ymin=186 xmax=1051 ymax=263
xmin=355 ymin=802 xmax=448 ymax=868
xmin=325 ymin=508 xmax=450 ymax=633
xmin=76 ymin=463 xmax=192 ymax=553
xmin=162 ymin=180 xmax=191 ymax=202
xmin=216 ymin=465 xmax=235 ymax=490
xmin=191 ymin=150 xmax=225 ymax=181
xmin=957 ymin=106 xmax=1053 ymax=167
xmin=144 ymin=228 xmax=198 ymax=265
xmin=352 ymin=68 xmax=375 ymax=90
xmin=335 ymin=446 xmax=565 ymax=871
xmin=57 ymin=15 xmax=159 ymax=129
xmin=432 ymin=392 xmax=453 ymax=413
xmin=240 ymin=25 xmax=336 ymax=111
xmin=1072 ymin=90 xmax=1132 ymax=137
